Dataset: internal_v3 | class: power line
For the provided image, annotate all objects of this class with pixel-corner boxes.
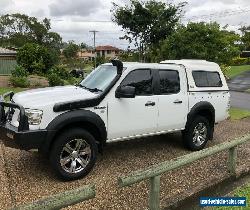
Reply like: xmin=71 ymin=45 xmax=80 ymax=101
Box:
xmin=52 ymin=19 xmax=113 ymax=23
xmin=183 ymin=7 xmax=250 ymax=21
xmin=52 ymin=7 xmax=250 ymax=23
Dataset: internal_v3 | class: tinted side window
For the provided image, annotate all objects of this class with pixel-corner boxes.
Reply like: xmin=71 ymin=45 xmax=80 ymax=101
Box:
xmin=121 ymin=69 xmax=152 ymax=95
xmin=192 ymin=71 xmax=222 ymax=87
xmin=159 ymin=70 xmax=180 ymax=94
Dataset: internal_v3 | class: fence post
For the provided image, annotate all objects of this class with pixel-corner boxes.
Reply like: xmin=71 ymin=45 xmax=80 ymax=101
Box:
xmin=149 ymin=175 xmax=161 ymax=210
xmin=228 ymin=146 xmax=237 ymax=176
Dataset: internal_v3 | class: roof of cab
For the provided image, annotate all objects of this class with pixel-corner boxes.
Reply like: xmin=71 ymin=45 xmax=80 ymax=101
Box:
xmin=103 ymin=62 xmax=179 ymax=69
xmin=160 ymin=59 xmax=219 ymax=71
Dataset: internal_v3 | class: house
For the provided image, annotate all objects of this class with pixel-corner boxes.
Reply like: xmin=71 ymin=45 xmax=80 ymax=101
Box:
xmin=241 ymin=51 xmax=250 ymax=58
xmin=77 ymin=49 xmax=95 ymax=61
xmin=76 ymin=45 xmax=122 ymax=60
xmin=0 ymin=47 xmax=17 ymax=75
xmin=96 ymin=45 xmax=121 ymax=58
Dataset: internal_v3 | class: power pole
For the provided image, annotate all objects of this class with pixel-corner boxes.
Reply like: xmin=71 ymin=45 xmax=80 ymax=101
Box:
xmin=89 ymin=30 xmax=99 ymax=68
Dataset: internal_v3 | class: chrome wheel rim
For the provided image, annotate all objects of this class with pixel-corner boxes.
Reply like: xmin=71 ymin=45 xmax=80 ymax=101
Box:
xmin=60 ymin=139 xmax=91 ymax=174
xmin=192 ymin=123 xmax=207 ymax=147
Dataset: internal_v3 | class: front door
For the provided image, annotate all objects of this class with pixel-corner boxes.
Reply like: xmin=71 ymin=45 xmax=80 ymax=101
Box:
xmin=108 ymin=69 xmax=158 ymax=140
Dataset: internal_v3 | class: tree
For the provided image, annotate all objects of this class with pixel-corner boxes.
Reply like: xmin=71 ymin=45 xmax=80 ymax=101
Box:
xmin=80 ymin=42 xmax=89 ymax=49
xmin=239 ymin=26 xmax=250 ymax=51
xmin=159 ymin=22 xmax=240 ymax=64
xmin=63 ymin=42 xmax=79 ymax=59
xmin=0 ymin=13 xmax=62 ymax=50
xmin=17 ymin=43 xmax=56 ymax=74
xmin=96 ymin=56 xmax=107 ymax=67
xmin=112 ymin=0 xmax=186 ymax=47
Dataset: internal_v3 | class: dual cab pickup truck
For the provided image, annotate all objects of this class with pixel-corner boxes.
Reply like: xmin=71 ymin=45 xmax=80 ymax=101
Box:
xmin=0 ymin=59 xmax=230 ymax=180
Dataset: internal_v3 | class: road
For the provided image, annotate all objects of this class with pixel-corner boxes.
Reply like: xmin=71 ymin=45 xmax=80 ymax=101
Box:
xmin=228 ymin=70 xmax=250 ymax=92
xmin=230 ymin=91 xmax=250 ymax=110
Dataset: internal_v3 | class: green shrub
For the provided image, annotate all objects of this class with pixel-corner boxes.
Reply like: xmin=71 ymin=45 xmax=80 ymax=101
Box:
xmin=47 ymin=73 xmax=64 ymax=86
xmin=48 ymin=65 xmax=70 ymax=80
xmin=31 ymin=61 xmax=46 ymax=75
xmin=64 ymin=77 xmax=82 ymax=85
xmin=9 ymin=76 xmax=30 ymax=88
xmin=231 ymin=57 xmax=249 ymax=65
xmin=17 ymin=43 xmax=57 ymax=74
xmin=220 ymin=64 xmax=231 ymax=79
xmin=11 ymin=65 xmax=28 ymax=77
xmin=32 ymin=81 xmax=42 ymax=87
xmin=10 ymin=65 xmax=30 ymax=87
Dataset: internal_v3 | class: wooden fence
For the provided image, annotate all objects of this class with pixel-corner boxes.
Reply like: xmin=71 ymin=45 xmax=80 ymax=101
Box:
xmin=118 ymin=134 xmax=250 ymax=210
xmin=12 ymin=184 xmax=95 ymax=210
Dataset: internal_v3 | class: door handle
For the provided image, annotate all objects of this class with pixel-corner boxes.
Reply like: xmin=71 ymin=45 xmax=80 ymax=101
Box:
xmin=173 ymin=100 xmax=183 ymax=104
xmin=145 ymin=101 xmax=155 ymax=106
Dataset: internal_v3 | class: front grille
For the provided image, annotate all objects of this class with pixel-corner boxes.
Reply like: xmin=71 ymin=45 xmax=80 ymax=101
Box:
xmin=6 ymin=108 xmax=14 ymax=122
xmin=7 ymin=100 xmax=20 ymax=126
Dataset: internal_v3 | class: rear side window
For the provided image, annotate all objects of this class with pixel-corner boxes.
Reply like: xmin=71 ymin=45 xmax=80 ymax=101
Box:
xmin=121 ymin=69 xmax=152 ymax=95
xmin=159 ymin=70 xmax=180 ymax=94
xmin=192 ymin=71 xmax=222 ymax=87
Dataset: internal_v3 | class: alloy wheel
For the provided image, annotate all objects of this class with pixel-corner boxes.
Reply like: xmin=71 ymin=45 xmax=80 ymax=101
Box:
xmin=192 ymin=122 xmax=207 ymax=147
xmin=60 ymin=139 xmax=91 ymax=174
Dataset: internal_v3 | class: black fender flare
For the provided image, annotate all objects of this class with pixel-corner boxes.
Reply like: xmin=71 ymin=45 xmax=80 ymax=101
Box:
xmin=42 ymin=109 xmax=107 ymax=153
xmin=186 ymin=101 xmax=215 ymax=129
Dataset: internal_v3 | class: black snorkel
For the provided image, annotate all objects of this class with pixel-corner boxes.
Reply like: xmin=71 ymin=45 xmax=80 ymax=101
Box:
xmin=111 ymin=59 xmax=123 ymax=75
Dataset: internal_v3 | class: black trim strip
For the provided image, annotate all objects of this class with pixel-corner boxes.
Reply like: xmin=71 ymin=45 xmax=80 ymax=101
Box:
xmin=188 ymin=90 xmax=229 ymax=92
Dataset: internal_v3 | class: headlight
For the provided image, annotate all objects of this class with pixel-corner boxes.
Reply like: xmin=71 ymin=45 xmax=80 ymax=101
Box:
xmin=25 ymin=109 xmax=43 ymax=125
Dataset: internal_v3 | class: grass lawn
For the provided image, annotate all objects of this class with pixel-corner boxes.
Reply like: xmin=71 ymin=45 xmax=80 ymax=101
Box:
xmin=227 ymin=65 xmax=250 ymax=79
xmin=0 ymin=87 xmax=27 ymax=95
xmin=84 ymin=64 xmax=94 ymax=74
xmin=229 ymin=108 xmax=250 ymax=120
xmin=213 ymin=183 xmax=250 ymax=209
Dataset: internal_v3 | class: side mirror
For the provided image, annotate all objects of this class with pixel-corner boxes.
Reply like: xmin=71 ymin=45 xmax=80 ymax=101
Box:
xmin=115 ymin=85 xmax=135 ymax=98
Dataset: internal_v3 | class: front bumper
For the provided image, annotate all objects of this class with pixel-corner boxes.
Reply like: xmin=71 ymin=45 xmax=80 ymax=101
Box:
xmin=0 ymin=122 xmax=47 ymax=150
xmin=0 ymin=97 xmax=48 ymax=150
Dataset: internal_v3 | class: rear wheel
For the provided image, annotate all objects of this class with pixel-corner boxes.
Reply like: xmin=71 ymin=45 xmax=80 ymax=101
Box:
xmin=182 ymin=116 xmax=211 ymax=151
xmin=50 ymin=128 xmax=97 ymax=180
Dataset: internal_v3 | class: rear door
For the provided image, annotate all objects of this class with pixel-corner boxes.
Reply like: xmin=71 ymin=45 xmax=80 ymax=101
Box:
xmin=157 ymin=68 xmax=188 ymax=131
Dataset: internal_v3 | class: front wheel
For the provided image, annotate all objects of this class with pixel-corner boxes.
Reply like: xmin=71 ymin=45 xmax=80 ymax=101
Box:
xmin=182 ymin=116 xmax=211 ymax=151
xmin=50 ymin=128 xmax=97 ymax=181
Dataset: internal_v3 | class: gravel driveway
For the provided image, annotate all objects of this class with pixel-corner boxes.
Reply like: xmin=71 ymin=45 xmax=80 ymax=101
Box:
xmin=0 ymin=119 xmax=250 ymax=210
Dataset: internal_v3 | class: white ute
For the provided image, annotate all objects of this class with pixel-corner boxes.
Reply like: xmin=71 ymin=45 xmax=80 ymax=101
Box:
xmin=0 ymin=59 xmax=230 ymax=180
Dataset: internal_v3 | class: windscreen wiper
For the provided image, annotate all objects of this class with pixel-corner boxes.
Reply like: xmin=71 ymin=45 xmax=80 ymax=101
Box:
xmin=77 ymin=84 xmax=102 ymax=92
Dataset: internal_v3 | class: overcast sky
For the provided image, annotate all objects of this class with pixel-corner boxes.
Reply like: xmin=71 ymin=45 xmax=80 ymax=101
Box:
xmin=1 ymin=0 xmax=250 ymax=49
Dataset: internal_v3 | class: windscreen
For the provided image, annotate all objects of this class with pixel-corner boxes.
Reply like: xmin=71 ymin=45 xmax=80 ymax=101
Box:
xmin=80 ymin=65 xmax=117 ymax=91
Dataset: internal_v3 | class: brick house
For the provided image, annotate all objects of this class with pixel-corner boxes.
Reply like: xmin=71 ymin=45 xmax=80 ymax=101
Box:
xmin=96 ymin=45 xmax=121 ymax=58
xmin=76 ymin=45 xmax=122 ymax=61
xmin=77 ymin=49 xmax=95 ymax=61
